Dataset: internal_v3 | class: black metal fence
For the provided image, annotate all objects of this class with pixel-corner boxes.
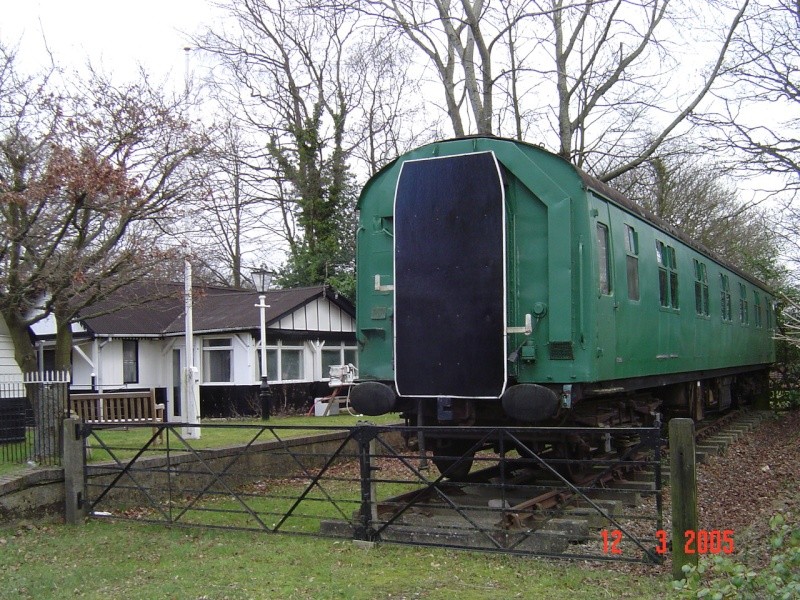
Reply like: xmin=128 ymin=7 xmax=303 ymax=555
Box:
xmin=78 ymin=421 xmax=663 ymax=563
xmin=0 ymin=372 xmax=70 ymax=467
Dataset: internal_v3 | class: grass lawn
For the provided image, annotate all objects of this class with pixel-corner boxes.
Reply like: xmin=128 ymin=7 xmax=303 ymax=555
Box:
xmin=1 ymin=413 xmax=672 ymax=598
xmin=0 ymin=520 xmax=671 ymax=599
xmin=0 ymin=413 xmax=402 ymax=476
xmin=84 ymin=412 xmax=403 ymax=460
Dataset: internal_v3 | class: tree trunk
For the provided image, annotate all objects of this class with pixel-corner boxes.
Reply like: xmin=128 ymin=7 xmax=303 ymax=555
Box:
xmin=4 ymin=311 xmax=37 ymax=373
xmin=29 ymin=381 xmax=67 ymax=463
xmin=54 ymin=306 xmax=74 ymax=372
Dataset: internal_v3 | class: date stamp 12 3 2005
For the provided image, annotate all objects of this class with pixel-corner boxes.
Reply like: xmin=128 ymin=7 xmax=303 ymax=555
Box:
xmin=601 ymin=529 xmax=735 ymax=555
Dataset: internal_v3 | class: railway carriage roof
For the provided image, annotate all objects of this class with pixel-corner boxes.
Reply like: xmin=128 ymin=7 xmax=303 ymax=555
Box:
xmin=575 ymin=161 xmax=771 ymax=293
xmin=364 ymin=135 xmax=771 ymax=293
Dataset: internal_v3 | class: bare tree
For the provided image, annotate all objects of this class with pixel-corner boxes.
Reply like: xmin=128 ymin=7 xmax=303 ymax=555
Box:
xmin=688 ymin=1 xmax=800 ymax=278
xmin=197 ymin=0 xmax=399 ymax=293
xmin=352 ymin=0 xmax=750 ymax=180
xmin=0 ymin=52 xmax=205 ymax=372
xmin=696 ymin=0 xmax=799 ymax=194
xmin=186 ymin=119 xmax=271 ymax=287
xmin=615 ymin=151 xmax=781 ymax=283
xmin=353 ymin=0 xmax=538 ymax=137
xmin=344 ymin=34 xmax=433 ymax=175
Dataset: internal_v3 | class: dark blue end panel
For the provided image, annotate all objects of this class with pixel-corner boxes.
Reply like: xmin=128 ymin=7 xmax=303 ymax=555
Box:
xmin=394 ymin=152 xmax=506 ymax=398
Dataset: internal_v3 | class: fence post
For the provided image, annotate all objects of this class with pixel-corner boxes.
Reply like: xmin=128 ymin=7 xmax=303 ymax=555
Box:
xmin=353 ymin=424 xmax=378 ymax=546
xmin=63 ymin=417 xmax=86 ymax=525
xmin=669 ymin=418 xmax=698 ymax=580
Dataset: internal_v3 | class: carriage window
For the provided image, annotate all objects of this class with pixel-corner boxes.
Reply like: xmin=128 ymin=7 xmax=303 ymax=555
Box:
xmin=754 ymin=292 xmax=762 ymax=328
xmin=739 ymin=283 xmax=749 ymax=325
xmin=596 ymin=223 xmax=612 ymax=295
xmin=656 ymin=240 xmax=678 ymax=309
xmin=766 ymin=299 xmax=773 ymax=329
xmin=720 ymin=274 xmax=732 ymax=322
xmin=624 ymin=224 xmax=639 ymax=301
xmin=693 ymin=260 xmax=709 ymax=316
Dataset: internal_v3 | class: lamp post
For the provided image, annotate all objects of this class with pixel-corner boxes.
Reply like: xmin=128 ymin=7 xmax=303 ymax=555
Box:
xmin=253 ymin=267 xmax=275 ymax=420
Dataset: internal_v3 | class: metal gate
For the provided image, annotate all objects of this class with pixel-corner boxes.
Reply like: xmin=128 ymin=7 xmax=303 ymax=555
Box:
xmin=75 ymin=421 xmax=663 ymax=563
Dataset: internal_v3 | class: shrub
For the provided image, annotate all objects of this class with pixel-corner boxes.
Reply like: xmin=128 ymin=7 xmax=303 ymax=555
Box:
xmin=672 ymin=513 xmax=800 ymax=599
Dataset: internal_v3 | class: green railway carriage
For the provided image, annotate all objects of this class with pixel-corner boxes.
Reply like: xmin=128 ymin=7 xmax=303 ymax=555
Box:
xmin=351 ymin=136 xmax=775 ymax=440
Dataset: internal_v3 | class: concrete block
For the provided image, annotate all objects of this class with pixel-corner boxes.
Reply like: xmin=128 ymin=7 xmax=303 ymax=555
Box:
xmin=542 ymin=517 xmax=590 ymax=541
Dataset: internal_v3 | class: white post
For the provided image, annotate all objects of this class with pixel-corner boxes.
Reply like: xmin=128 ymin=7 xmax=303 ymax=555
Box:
xmin=258 ymin=294 xmax=268 ymax=379
xmin=256 ymin=294 xmax=271 ymax=419
xmin=251 ymin=267 xmax=275 ymax=419
xmin=183 ymin=258 xmax=200 ymax=439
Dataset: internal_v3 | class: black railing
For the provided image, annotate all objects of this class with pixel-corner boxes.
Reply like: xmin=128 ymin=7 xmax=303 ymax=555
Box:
xmin=0 ymin=372 xmax=70 ymax=467
xmin=79 ymin=421 xmax=663 ymax=563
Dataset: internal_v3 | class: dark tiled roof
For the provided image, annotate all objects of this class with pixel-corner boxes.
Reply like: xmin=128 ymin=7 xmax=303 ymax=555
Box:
xmin=77 ymin=282 xmax=353 ymax=337
xmin=76 ymin=282 xmax=185 ymax=336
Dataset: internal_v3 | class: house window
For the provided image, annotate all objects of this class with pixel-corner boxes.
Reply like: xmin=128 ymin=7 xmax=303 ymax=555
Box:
xmin=656 ymin=240 xmax=678 ymax=309
xmin=754 ymin=292 xmax=762 ymax=328
xmin=123 ymin=340 xmax=139 ymax=384
xmin=279 ymin=348 xmax=303 ymax=380
xmin=693 ymin=260 xmax=709 ymax=316
xmin=596 ymin=222 xmax=611 ymax=295
xmin=321 ymin=344 xmax=359 ymax=379
xmin=624 ymin=224 xmax=639 ymax=301
xmin=739 ymin=283 xmax=749 ymax=325
xmin=42 ymin=348 xmax=56 ymax=373
xmin=203 ymin=337 xmax=232 ymax=383
xmin=720 ymin=274 xmax=732 ymax=322
xmin=258 ymin=341 xmax=305 ymax=382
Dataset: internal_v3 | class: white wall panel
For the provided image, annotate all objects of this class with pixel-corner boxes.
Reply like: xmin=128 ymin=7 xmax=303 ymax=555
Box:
xmin=0 ymin=317 xmax=22 ymax=377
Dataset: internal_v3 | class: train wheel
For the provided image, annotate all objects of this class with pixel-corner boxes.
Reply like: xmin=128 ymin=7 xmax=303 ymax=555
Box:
xmin=553 ymin=436 xmax=593 ymax=482
xmin=431 ymin=439 xmax=475 ymax=481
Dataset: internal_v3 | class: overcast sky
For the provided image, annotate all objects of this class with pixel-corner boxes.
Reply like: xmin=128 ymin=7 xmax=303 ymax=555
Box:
xmin=2 ymin=0 xmax=216 ymax=84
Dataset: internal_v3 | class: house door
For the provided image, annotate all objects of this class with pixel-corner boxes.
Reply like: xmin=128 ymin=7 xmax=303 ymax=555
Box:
xmin=171 ymin=348 xmax=182 ymax=419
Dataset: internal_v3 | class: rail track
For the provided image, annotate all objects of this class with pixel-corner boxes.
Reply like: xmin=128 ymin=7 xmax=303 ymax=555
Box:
xmin=322 ymin=409 xmax=772 ymax=560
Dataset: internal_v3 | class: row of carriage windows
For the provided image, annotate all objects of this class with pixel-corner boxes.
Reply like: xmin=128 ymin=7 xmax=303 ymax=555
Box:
xmin=596 ymin=222 xmax=773 ymax=328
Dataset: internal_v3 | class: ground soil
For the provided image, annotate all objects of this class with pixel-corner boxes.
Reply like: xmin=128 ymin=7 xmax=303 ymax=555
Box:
xmin=613 ymin=408 xmax=800 ymax=578
xmin=693 ymin=409 xmax=799 ymax=564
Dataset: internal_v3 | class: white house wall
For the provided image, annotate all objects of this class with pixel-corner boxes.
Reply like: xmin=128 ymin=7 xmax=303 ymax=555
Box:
xmin=0 ymin=316 xmax=23 ymax=377
xmin=274 ymin=298 xmax=355 ymax=332
xmin=64 ymin=295 xmax=355 ymax=396
xmin=72 ymin=338 xmax=166 ymax=391
xmin=231 ymin=334 xmax=252 ymax=385
xmin=71 ymin=341 xmax=94 ymax=386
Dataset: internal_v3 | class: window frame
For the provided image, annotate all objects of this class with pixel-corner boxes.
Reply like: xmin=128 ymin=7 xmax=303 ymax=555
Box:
xmin=122 ymin=339 xmax=139 ymax=384
xmin=656 ymin=240 xmax=679 ymax=310
xmin=596 ymin=222 xmax=612 ymax=296
xmin=202 ymin=337 xmax=233 ymax=384
xmin=720 ymin=274 xmax=733 ymax=322
xmin=624 ymin=224 xmax=640 ymax=301
xmin=739 ymin=283 xmax=749 ymax=325
xmin=754 ymin=291 xmax=763 ymax=328
xmin=766 ymin=299 xmax=774 ymax=329
xmin=693 ymin=259 xmax=710 ymax=317
xmin=321 ymin=343 xmax=359 ymax=381
xmin=257 ymin=340 xmax=307 ymax=383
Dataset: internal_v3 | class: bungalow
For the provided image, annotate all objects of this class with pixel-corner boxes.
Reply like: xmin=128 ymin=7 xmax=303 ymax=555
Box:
xmin=31 ymin=283 xmax=357 ymax=418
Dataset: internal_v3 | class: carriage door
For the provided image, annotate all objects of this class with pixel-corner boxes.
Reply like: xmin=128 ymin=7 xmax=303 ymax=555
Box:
xmin=393 ymin=151 xmax=507 ymax=399
xmin=591 ymin=195 xmax=618 ymax=377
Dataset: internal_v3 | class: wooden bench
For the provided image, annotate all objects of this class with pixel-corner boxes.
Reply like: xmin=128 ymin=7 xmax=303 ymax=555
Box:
xmin=70 ymin=388 xmax=165 ymax=442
